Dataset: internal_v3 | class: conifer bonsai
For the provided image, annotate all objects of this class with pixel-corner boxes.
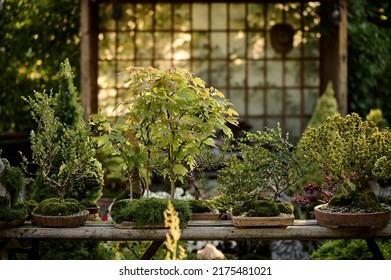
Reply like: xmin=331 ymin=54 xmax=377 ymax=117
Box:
xmin=24 ymin=59 xmax=103 ymax=215
xmin=295 ymin=113 xmax=391 ymax=226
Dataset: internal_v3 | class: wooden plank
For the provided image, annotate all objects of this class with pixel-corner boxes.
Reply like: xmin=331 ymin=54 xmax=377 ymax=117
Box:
xmin=1 ymin=220 xmax=390 ymax=241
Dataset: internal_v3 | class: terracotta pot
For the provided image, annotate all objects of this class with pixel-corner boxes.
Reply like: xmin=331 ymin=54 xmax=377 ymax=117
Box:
xmin=232 ymin=213 xmax=295 ymax=227
xmin=314 ymin=204 xmax=391 ymax=228
xmin=86 ymin=206 xmax=100 ymax=221
xmin=31 ymin=211 xmax=88 ymax=228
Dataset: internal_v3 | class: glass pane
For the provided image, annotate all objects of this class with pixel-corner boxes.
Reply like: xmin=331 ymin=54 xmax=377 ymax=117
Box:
xmin=121 ymin=4 xmax=136 ymax=30
xmin=135 ymin=3 xmax=153 ymax=30
xmin=286 ymin=89 xmax=301 ymax=114
xmin=267 ymin=117 xmax=283 ymax=131
xmin=211 ymin=32 xmax=227 ymax=59
xmin=304 ymin=89 xmax=319 ymax=115
xmin=248 ymin=61 xmax=264 ymax=87
xmin=303 ymin=34 xmax=320 ymax=57
xmin=229 ymin=3 xmax=245 ymax=30
xmin=287 ymin=30 xmax=302 ymax=58
xmin=304 ymin=60 xmax=320 ymax=86
xmin=135 ymin=32 xmax=153 ymax=58
xmin=173 ymin=33 xmax=191 ymax=60
xmin=266 ymin=33 xmax=282 ymax=58
xmin=210 ymin=61 xmax=227 ymax=88
xmin=285 ymin=61 xmax=301 ymax=87
xmin=229 ymin=89 xmax=245 ymax=116
xmin=98 ymin=61 xmax=116 ymax=89
xmin=155 ymin=32 xmax=172 ymax=59
xmin=267 ymin=4 xmax=283 ymax=28
xmin=211 ymin=3 xmax=227 ymax=30
xmin=98 ymin=32 xmax=116 ymax=60
xmin=247 ymin=3 xmax=265 ymax=30
xmin=98 ymin=89 xmax=117 ymax=116
xmin=117 ymin=32 xmax=135 ymax=60
xmin=285 ymin=3 xmax=302 ymax=31
xmin=248 ymin=88 xmax=264 ymax=116
xmin=229 ymin=31 xmax=246 ymax=58
xmin=193 ymin=4 xmax=209 ymax=30
xmin=229 ymin=61 xmax=245 ymax=87
xmin=192 ymin=32 xmax=209 ymax=58
xmin=175 ymin=4 xmax=190 ymax=31
xmin=248 ymin=32 xmax=265 ymax=59
xmin=155 ymin=3 xmax=172 ymax=30
xmin=154 ymin=60 xmax=172 ymax=70
xmin=192 ymin=60 xmax=209 ymax=84
xmin=267 ymin=89 xmax=283 ymax=115
xmin=99 ymin=4 xmax=115 ymax=30
xmin=286 ymin=117 xmax=301 ymax=140
xmin=247 ymin=118 xmax=264 ymax=133
xmin=266 ymin=61 xmax=283 ymax=87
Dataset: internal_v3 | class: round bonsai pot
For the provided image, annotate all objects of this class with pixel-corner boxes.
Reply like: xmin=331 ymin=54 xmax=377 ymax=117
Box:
xmin=314 ymin=204 xmax=391 ymax=228
xmin=31 ymin=210 xmax=89 ymax=228
xmin=86 ymin=206 xmax=100 ymax=221
xmin=0 ymin=216 xmax=27 ymax=229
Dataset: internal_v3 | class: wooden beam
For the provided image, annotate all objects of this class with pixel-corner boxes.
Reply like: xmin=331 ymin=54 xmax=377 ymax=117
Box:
xmin=1 ymin=220 xmax=390 ymax=242
xmin=320 ymin=0 xmax=348 ymax=115
xmin=80 ymin=0 xmax=99 ymax=119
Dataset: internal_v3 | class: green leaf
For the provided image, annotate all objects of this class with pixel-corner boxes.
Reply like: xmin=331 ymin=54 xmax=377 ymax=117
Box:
xmin=173 ymin=164 xmax=188 ymax=176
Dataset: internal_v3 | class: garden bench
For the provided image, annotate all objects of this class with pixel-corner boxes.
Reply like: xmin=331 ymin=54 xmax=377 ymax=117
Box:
xmin=1 ymin=219 xmax=390 ymax=260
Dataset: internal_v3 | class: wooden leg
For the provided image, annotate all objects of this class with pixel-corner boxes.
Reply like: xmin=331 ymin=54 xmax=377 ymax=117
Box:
xmin=140 ymin=241 xmax=164 ymax=260
xmin=365 ymin=239 xmax=384 ymax=260
xmin=1 ymin=240 xmax=9 ymax=260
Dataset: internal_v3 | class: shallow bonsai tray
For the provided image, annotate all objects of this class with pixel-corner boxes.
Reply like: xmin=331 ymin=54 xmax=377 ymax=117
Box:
xmin=0 ymin=216 xmax=27 ymax=229
xmin=191 ymin=213 xmax=220 ymax=220
xmin=231 ymin=213 xmax=295 ymax=227
xmin=314 ymin=204 xmax=391 ymax=228
xmin=31 ymin=211 xmax=89 ymax=228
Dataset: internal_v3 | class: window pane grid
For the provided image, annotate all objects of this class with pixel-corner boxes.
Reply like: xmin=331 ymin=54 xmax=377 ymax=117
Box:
xmin=97 ymin=1 xmax=321 ymax=141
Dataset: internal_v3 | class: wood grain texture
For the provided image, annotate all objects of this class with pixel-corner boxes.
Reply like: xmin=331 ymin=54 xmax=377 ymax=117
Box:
xmin=1 ymin=220 xmax=390 ymax=241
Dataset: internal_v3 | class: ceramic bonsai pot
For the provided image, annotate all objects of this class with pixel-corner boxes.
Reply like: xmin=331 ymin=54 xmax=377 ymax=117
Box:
xmin=314 ymin=204 xmax=391 ymax=228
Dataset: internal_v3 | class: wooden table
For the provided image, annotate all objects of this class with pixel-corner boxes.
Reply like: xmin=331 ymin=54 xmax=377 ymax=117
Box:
xmin=1 ymin=220 xmax=391 ymax=260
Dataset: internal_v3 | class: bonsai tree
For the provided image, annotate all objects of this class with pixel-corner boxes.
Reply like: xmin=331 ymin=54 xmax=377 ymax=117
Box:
xmin=109 ymin=66 xmax=238 ymax=199
xmin=217 ymin=125 xmax=307 ymax=217
xmin=22 ymin=90 xmax=93 ymax=216
xmin=0 ymin=152 xmax=28 ymax=225
xmin=296 ymin=113 xmax=391 ymax=213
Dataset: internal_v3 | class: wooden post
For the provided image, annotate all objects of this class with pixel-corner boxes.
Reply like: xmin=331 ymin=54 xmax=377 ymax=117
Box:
xmin=320 ymin=0 xmax=348 ymax=115
xmin=80 ymin=0 xmax=99 ymax=119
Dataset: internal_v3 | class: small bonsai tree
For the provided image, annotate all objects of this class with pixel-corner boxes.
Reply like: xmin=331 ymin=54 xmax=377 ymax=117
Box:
xmin=0 ymin=152 xmax=28 ymax=223
xmin=217 ymin=125 xmax=307 ymax=217
xmin=28 ymin=59 xmax=104 ymax=208
xmin=22 ymin=90 xmax=94 ymax=215
xmin=110 ymin=66 xmax=238 ymax=199
xmin=296 ymin=113 xmax=391 ymax=213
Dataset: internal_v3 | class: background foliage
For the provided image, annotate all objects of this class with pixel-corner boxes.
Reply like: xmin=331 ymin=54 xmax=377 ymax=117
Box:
xmin=0 ymin=0 xmax=80 ymax=133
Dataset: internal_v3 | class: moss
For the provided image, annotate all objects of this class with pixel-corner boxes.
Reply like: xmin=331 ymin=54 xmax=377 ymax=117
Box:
xmin=188 ymin=199 xmax=216 ymax=213
xmin=232 ymin=200 xmax=293 ymax=217
xmin=110 ymin=198 xmax=191 ymax=228
xmin=328 ymin=191 xmax=387 ymax=213
xmin=0 ymin=165 xmax=24 ymax=206
xmin=0 ymin=202 xmax=28 ymax=222
xmin=33 ymin=197 xmax=85 ymax=216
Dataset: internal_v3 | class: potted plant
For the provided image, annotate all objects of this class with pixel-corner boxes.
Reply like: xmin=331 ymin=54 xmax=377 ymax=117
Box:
xmin=295 ymin=113 xmax=391 ymax=228
xmin=187 ymin=199 xmax=220 ymax=220
xmin=0 ymin=153 xmax=28 ymax=228
xmin=217 ymin=125 xmax=307 ymax=227
xmin=110 ymin=197 xmax=190 ymax=228
xmin=108 ymin=66 xmax=238 ymax=228
xmin=21 ymin=90 xmax=92 ymax=227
